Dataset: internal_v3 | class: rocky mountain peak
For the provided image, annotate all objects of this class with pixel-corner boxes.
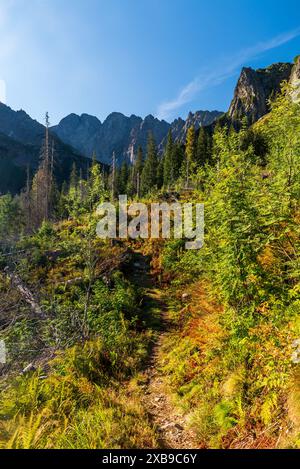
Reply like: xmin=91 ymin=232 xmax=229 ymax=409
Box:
xmin=144 ymin=113 xmax=155 ymax=121
xmin=52 ymin=113 xmax=101 ymax=157
xmin=104 ymin=111 xmax=128 ymax=122
xmin=228 ymin=62 xmax=293 ymax=124
xmin=58 ymin=113 xmax=101 ymax=129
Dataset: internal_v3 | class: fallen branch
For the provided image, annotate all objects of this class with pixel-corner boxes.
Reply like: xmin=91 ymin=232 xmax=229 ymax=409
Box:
xmin=4 ymin=267 xmax=45 ymax=318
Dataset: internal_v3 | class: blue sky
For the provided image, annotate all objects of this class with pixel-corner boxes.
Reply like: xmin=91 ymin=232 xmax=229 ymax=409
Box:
xmin=0 ymin=0 xmax=300 ymax=125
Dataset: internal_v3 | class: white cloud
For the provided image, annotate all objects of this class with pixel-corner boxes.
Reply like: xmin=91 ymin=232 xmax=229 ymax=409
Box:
xmin=156 ymin=28 xmax=300 ymax=121
xmin=156 ymin=78 xmax=202 ymax=121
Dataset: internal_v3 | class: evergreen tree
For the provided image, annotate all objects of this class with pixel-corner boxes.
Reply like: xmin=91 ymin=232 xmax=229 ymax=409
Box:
xmin=185 ymin=125 xmax=196 ymax=187
xmin=20 ymin=166 xmax=32 ymax=232
xmin=206 ymin=130 xmax=213 ymax=164
xmin=126 ymin=165 xmax=135 ymax=198
xmin=134 ymin=146 xmax=144 ymax=196
xmin=0 ymin=194 xmax=21 ymax=245
xmin=141 ymin=132 xmax=158 ymax=195
xmin=211 ymin=120 xmax=223 ymax=167
xmin=88 ymin=160 xmax=106 ymax=209
xmin=196 ymin=127 xmax=208 ymax=166
xmin=115 ymin=166 xmax=121 ymax=196
xmin=57 ymin=181 xmax=68 ymax=220
xmin=157 ymin=155 xmax=164 ymax=189
xmin=135 ymin=146 xmax=144 ymax=175
xmin=173 ymin=142 xmax=184 ymax=181
xmin=69 ymin=162 xmax=78 ymax=189
xmin=163 ymin=130 xmax=174 ymax=188
xmin=119 ymin=161 xmax=129 ymax=194
xmin=110 ymin=151 xmax=117 ymax=200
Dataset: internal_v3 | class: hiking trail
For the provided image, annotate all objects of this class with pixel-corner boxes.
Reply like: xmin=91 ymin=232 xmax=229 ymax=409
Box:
xmin=130 ymin=251 xmax=198 ymax=449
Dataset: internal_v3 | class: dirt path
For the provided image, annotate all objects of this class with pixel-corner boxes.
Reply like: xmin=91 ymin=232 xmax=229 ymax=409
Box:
xmin=130 ymin=251 xmax=198 ymax=449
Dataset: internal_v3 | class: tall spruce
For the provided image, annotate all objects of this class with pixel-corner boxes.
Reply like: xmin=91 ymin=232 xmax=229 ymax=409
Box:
xmin=70 ymin=162 xmax=78 ymax=189
xmin=185 ymin=125 xmax=196 ymax=188
xmin=173 ymin=142 xmax=184 ymax=181
xmin=135 ymin=146 xmax=144 ymax=196
xmin=157 ymin=155 xmax=164 ymax=189
xmin=196 ymin=127 xmax=208 ymax=166
xmin=141 ymin=132 xmax=158 ymax=195
xmin=119 ymin=161 xmax=129 ymax=194
xmin=88 ymin=158 xmax=106 ymax=209
xmin=163 ymin=130 xmax=174 ymax=188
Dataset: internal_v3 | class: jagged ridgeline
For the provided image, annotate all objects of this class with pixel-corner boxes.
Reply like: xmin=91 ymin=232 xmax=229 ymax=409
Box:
xmin=51 ymin=110 xmax=223 ymax=165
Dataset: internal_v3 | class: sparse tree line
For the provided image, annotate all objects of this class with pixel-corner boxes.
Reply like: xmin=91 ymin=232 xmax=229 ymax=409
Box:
xmin=0 ymin=101 xmax=271 ymax=257
xmin=0 ymin=117 xmax=218 ymax=244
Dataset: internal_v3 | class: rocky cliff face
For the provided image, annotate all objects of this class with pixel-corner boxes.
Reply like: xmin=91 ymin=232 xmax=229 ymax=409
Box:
xmin=52 ymin=110 xmax=222 ymax=165
xmin=289 ymin=56 xmax=300 ymax=103
xmin=228 ymin=63 xmax=293 ymax=124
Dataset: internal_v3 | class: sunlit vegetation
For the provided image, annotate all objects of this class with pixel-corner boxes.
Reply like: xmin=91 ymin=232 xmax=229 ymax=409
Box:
xmin=0 ymin=85 xmax=299 ymax=448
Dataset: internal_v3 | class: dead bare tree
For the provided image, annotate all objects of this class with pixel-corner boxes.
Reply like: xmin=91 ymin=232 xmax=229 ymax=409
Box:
xmin=30 ymin=112 xmax=55 ymax=228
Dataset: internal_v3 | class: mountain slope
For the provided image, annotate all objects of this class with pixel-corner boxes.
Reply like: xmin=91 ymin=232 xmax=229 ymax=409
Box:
xmin=0 ymin=103 xmax=44 ymax=146
xmin=0 ymin=103 xmax=92 ymax=194
xmin=0 ymin=131 xmax=35 ymax=194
